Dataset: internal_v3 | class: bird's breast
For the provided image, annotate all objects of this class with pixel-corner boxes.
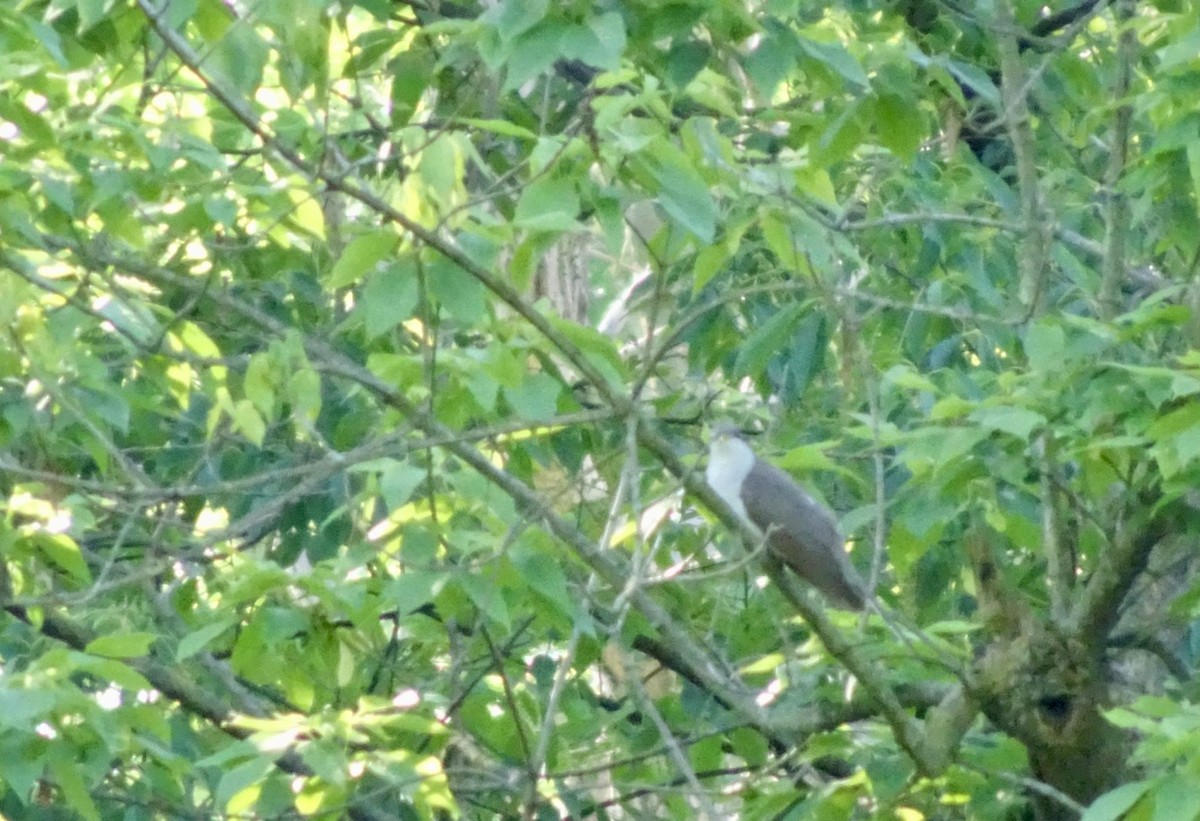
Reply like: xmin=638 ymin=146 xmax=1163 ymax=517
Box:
xmin=706 ymin=446 xmax=755 ymax=521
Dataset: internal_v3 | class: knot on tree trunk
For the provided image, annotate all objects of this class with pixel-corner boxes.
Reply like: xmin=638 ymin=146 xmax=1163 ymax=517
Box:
xmin=975 ymin=623 xmax=1131 ymax=817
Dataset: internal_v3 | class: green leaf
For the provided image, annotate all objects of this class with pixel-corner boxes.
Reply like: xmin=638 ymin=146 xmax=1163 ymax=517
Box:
xmin=0 ymin=735 xmax=47 ymax=801
xmin=1081 ymin=780 xmax=1151 ymax=821
xmin=743 ymin=32 xmax=795 ymax=96
xmin=30 ymin=533 xmax=91 ymax=585
xmin=511 ymin=542 xmax=577 ymax=620
xmin=232 ymin=399 xmax=267 ymax=446
xmin=558 ymin=12 xmax=626 ymax=70
xmin=29 ymin=22 xmax=70 ymax=68
xmin=1152 ymin=775 xmax=1200 ymax=821
xmin=458 ymin=571 xmax=510 ymax=627
xmin=761 ymin=210 xmax=830 ymax=274
xmin=899 ymin=427 xmax=989 ymax=476
xmin=175 ymin=320 xmax=222 ymax=359
xmin=225 ymin=568 xmax=293 ymax=607
xmin=762 ymin=214 xmax=802 ymax=270
xmin=389 ymin=50 xmax=432 ymax=124
xmin=328 ymin=231 xmax=398 ymax=289
xmin=458 ymin=118 xmax=538 ymax=140
xmin=666 ymin=39 xmax=711 ymax=88
xmin=380 ymin=461 xmax=427 ymax=508
xmin=428 ymin=256 xmax=487 ymax=324
xmin=482 ymin=0 xmax=549 ymax=41
xmin=777 ymin=442 xmax=839 ymax=473
xmin=0 ymin=688 xmax=56 ymax=728
xmin=795 ymin=166 xmax=838 ymax=207
xmin=48 ymin=752 xmax=100 ymax=821
xmin=646 ymin=144 xmax=716 ymax=243
xmin=465 ymin=370 xmax=500 ymax=412
xmin=386 ymin=570 xmax=448 ymax=612
xmin=417 ymin=135 xmax=463 ymax=201
xmin=290 ymin=368 xmax=322 ymax=424
xmin=689 ymin=734 xmax=724 ymax=771
xmin=1024 ymin=321 xmax=1066 ymax=371
xmin=545 ymin=314 xmax=629 ymax=389
xmin=86 ymin=631 xmax=158 ymax=659
xmin=945 ymin=58 xmax=1000 ymax=106
xmin=217 ymin=756 xmax=274 ymax=812
xmin=300 ymin=739 xmax=350 ymax=785
xmin=734 ymin=304 xmax=805 ymax=379
xmin=813 ymin=102 xmax=864 ymax=165
xmin=207 ymin=25 xmax=267 ymax=94
xmin=177 ymin=620 xmax=235 ymax=660
xmin=873 ymin=93 xmax=923 ymax=160
xmin=75 ymin=656 xmax=154 ymax=692
xmin=729 ymin=726 xmax=769 ymax=767
xmin=969 ymin=406 xmax=1047 ymax=439
xmin=505 ymin=372 xmax=561 ymax=421
xmin=514 ymin=178 xmax=580 ymax=232
xmin=358 ymin=260 xmax=419 ymax=338
xmin=1148 ymin=402 xmax=1200 ymax=478
xmin=693 ymin=243 xmax=730 ymax=293
xmin=785 ymin=310 xmax=827 ymax=396
xmin=502 ymin=24 xmax=562 ymax=91
xmin=796 ymin=36 xmax=868 ymax=89
xmin=243 ymin=352 xmax=277 ymax=416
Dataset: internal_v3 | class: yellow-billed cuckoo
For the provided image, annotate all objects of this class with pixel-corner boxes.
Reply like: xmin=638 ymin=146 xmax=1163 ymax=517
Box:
xmin=706 ymin=425 xmax=868 ymax=610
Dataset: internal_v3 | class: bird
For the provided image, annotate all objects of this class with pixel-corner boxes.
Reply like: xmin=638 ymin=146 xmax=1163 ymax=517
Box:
xmin=705 ymin=424 xmax=868 ymax=610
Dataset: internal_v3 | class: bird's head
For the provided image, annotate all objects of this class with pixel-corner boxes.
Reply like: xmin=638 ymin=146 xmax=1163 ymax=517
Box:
xmin=706 ymin=423 xmax=755 ymax=474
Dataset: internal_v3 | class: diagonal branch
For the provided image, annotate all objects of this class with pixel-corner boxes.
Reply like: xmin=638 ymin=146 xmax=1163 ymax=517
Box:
xmin=2 ymin=606 xmax=399 ymax=821
xmin=1071 ymin=502 xmax=1181 ymax=650
xmin=61 ymin=232 xmax=968 ymax=774
xmin=134 ymin=0 xmax=621 ymax=415
xmin=58 ymin=236 xmax=785 ymax=739
xmin=130 ymin=2 xmax=960 ymax=774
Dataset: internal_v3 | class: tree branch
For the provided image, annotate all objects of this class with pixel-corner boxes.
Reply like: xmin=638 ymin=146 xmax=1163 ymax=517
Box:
xmin=767 ymin=565 xmax=941 ymax=775
xmin=131 ymin=1 xmax=961 ymax=776
xmin=1040 ymin=434 xmax=1074 ymax=625
xmin=56 ymin=235 xmax=789 ymax=747
xmin=2 ymin=606 xmax=399 ymax=821
xmin=1098 ymin=0 xmax=1136 ymax=316
xmin=134 ymin=0 xmax=622 ymax=417
xmin=1071 ymin=504 xmax=1180 ymax=650
xmin=129 ymin=0 xmax=964 ymax=777
xmin=994 ymin=0 xmax=1051 ymax=314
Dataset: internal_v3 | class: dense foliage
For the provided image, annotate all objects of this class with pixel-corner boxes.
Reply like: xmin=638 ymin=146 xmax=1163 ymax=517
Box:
xmin=2 ymin=0 xmax=1200 ymax=818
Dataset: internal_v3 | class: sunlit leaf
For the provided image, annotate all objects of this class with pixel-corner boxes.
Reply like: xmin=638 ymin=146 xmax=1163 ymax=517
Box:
xmin=86 ymin=632 xmax=158 ymax=659
xmin=328 ymin=232 xmax=399 ymax=289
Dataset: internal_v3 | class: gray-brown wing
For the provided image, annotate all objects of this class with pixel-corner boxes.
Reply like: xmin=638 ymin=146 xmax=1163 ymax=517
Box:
xmin=739 ymin=460 xmax=866 ymax=609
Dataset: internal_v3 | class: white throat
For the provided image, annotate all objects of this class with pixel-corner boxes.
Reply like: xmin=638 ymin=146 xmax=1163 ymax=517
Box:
xmin=706 ymin=436 xmax=756 ymax=519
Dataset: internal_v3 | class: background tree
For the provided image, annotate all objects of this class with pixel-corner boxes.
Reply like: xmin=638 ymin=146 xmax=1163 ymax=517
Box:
xmin=1 ymin=0 xmax=1198 ymax=819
